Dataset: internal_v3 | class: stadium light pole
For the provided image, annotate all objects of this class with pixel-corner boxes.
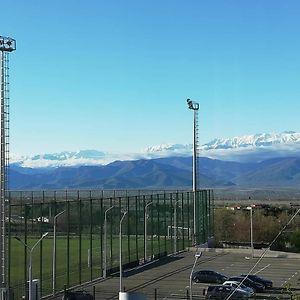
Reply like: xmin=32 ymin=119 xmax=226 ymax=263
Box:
xmin=119 ymin=211 xmax=127 ymax=294
xmin=15 ymin=232 xmax=49 ymax=300
xmin=52 ymin=210 xmax=65 ymax=295
xmin=104 ymin=205 xmax=114 ymax=278
xmin=0 ymin=35 xmax=16 ymax=288
xmin=186 ymin=99 xmax=200 ymax=244
xmin=144 ymin=202 xmax=153 ymax=261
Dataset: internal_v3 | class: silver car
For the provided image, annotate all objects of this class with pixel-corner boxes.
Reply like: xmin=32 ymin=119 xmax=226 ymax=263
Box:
xmin=223 ymin=280 xmax=255 ymax=296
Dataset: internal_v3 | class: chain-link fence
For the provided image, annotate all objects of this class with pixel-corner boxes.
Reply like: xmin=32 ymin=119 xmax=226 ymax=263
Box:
xmin=7 ymin=189 xmax=213 ymax=299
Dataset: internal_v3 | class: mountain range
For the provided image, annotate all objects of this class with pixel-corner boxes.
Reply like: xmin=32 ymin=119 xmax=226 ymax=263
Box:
xmin=8 ymin=132 xmax=300 ymax=191
xmin=11 ymin=131 xmax=300 ymax=168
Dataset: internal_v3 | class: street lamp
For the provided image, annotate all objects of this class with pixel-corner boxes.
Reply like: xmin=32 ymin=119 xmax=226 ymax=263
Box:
xmin=104 ymin=205 xmax=114 ymax=278
xmin=52 ymin=210 xmax=65 ymax=295
xmin=248 ymin=197 xmax=254 ymax=258
xmin=15 ymin=232 xmax=49 ymax=300
xmin=173 ymin=199 xmax=182 ymax=254
xmin=144 ymin=202 xmax=153 ymax=261
xmin=186 ymin=98 xmax=200 ymax=245
xmin=119 ymin=211 xmax=128 ymax=293
xmin=250 ymin=207 xmax=254 ymax=258
xmin=189 ymin=250 xmax=202 ymax=300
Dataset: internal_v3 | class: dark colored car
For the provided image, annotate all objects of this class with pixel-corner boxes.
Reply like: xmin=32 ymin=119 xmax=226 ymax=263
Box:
xmin=228 ymin=276 xmax=265 ymax=292
xmin=62 ymin=291 xmax=93 ymax=300
xmin=192 ymin=270 xmax=228 ymax=283
xmin=240 ymin=274 xmax=273 ymax=288
xmin=204 ymin=285 xmax=251 ymax=299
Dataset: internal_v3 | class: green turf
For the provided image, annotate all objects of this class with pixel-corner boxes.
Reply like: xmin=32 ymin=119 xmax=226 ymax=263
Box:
xmin=10 ymin=235 xmax=181 ymax=297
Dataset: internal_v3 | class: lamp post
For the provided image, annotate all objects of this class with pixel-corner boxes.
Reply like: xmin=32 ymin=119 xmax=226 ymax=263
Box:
xmin=119 ymin=211 xmax=127 ymax=293
xmin=15 ymin=232 xmax=49 ymax=300
xmin=174 ymin=199 xmax=181 ymax=254
xmin=189 ymin=251 xmax=202 ymax=300
xmin=144 ymin=202 xmax=153 ymax=261
xmin=248 ymin=197 xmax=254 ymax=258
xmin=186 ymin=98 xmax=200 ymax=245
xmin=250 ymin=206 xmax=254 ymax=258
xmin=52 ymin=210 xmax=65 ymax=295
xmin=104 ymin=206 xmax=114 ymax=278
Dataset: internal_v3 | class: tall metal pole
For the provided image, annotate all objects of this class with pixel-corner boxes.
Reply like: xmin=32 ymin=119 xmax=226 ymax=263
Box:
xmin=0 ymin=50 xmax=5 ymax=287
xmin=0 ymin=36 xmax=16 ymax=288
xmin=104 ymin=206 xmax=114 ymax=278
xmin=187 ymin=99 xmax=199 ymax=245
xmin=193 ymin=108 xmax=198 ymax=245
xmin=119 ymin=211 xmax=127 ymax=293
xmin=52 ymin=210 xmax=65 ymax=295
xmin=144 ymin=202 xmax=153 ymax=261
xmin=193 ymin=109 xmax=197 ymax=193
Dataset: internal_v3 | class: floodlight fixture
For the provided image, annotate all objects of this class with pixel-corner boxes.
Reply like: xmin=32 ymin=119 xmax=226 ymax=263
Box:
xmin=187 ymin=98 xmax=199 ymax=111
xmin=0 ymin=36 xmax=16 ymax=52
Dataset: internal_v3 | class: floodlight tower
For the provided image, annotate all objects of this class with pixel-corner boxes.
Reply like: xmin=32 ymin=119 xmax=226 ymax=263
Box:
xmin=0 ymin=35 xmax=16 ymax=287
xmin=186 ymin=98 xmax=200 ymax=244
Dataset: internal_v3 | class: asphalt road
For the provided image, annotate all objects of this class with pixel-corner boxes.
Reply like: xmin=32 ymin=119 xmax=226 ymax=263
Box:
xmin=50 ymin=250 xmax=300 ymax=299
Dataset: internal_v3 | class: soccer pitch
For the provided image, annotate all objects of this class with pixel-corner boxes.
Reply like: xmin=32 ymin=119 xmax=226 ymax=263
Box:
xmin=10 ymin=234 xmax=176 ymax=297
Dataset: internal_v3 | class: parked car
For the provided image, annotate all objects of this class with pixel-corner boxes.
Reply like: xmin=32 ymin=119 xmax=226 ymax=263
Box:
xmin=223 ymin=280 xmax=255 ymax=296
xmin=228 ymin=276 xmax=265 ymax=292
xmin=192 ymin=270 xmax=228 ymax=283
xmin=204 ymin=285 xmax=251 ymax=299
xmin=240 ymin=274 xmax=273 ymax=288
xmin=62 ymin=291 xmax=93 ymax=300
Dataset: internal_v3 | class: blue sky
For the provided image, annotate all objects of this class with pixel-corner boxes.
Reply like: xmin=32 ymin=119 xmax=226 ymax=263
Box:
xmin=2 ymin=1 xmax=300 ymax=155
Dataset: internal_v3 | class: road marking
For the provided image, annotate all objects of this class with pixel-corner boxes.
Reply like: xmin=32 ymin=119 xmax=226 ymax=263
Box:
xmin=254 ymin=264 xmax=271 ymax=274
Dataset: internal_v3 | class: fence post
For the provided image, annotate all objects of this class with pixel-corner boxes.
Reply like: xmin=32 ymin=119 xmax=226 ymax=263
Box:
xmin=154 ymin=288 xmax=157 ymax=300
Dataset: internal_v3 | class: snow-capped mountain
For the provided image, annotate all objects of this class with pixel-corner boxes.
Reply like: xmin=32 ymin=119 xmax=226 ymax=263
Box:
xmin=144 ymin=131 xmax=300 ymax=162
xmin=202 ymin=131 xmax=300 ymax=150
xmin=10 ymin=131 xmax=300 ymax=168
xmin=11 ymin=150 xmax=122 ymax=168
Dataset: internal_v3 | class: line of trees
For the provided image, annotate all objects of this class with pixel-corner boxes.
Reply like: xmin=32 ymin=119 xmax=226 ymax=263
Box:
xmin=214 ymin=206 xmax=300 ymax=252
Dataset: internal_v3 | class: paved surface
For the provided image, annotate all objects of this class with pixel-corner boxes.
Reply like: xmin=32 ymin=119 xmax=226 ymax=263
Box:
xmin=50 ymin=250 xmax=300 ymax=299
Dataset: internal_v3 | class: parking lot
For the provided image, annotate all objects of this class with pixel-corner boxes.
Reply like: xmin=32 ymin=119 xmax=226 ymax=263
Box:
xmin=52 ymin=250 xmax=300 ymax=299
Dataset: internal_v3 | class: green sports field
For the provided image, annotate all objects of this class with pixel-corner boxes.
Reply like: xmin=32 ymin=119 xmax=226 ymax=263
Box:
xmin=10 ymin=234 xmax=177 ymax=298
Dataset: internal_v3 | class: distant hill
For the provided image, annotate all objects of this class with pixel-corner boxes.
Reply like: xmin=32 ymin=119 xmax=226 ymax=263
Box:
xmin=9 ymin=156 xmax=300 ymax=191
